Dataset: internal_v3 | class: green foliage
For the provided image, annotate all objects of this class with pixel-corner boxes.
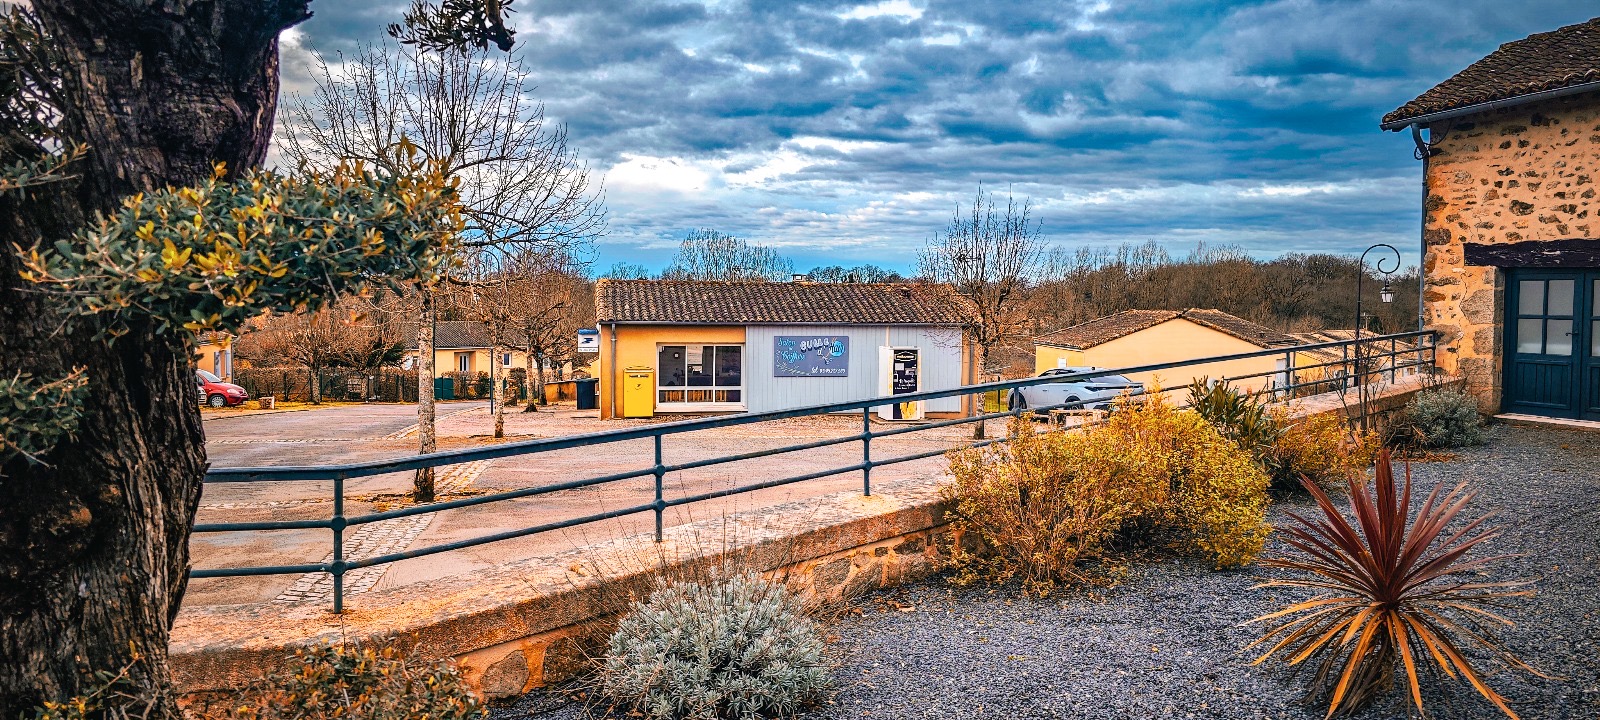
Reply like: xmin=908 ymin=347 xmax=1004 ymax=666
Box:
xmin=1389 ymin=386 xmax=1489 ymax=449
xmin=1187 ymin=377 xmax=1283 ymax=460
xmin=0 ymin=368 xmax=89 ymax=465
xmin=19 ymin=157 xmax=463 ymax=340
xmin=389 ymin=0 xmax=516 ymax=52
xmin=190 ymin=644 xmax=482 ymax=720
xmin=598 ymin=572 xmax=831 ymax=719
xmin=943 ymin=394 xmax=1271 ymax=597
xmin=1250 ymin=450 xmax=1533 ymax=718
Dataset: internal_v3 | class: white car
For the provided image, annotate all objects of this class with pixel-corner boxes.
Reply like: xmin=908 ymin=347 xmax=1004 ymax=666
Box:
xmin=1007 ymin=368 xmax=1144 ymax=414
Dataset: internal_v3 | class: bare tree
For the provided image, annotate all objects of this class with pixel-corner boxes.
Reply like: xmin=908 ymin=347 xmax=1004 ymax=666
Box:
xmin=507 ymin=259 xmax=594 ymax=408
xmin=279 ymin=39 xmax=604 ymax=499
xmin=236 ymin=304 xmax=378 ymax=403
xmin=660 ymin=229 xmax=793 ymax=281
xmin=919 ymin=188 xmax=1044 ymax=438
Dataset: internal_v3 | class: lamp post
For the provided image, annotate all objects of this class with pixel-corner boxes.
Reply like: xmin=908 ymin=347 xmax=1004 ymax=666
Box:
xmin=1355 ymin=243 xmax=1400 ymax=430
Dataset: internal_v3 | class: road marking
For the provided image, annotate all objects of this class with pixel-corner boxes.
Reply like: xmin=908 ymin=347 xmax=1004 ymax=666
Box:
xmin=272 ymin=458 xmax=494 ymax=604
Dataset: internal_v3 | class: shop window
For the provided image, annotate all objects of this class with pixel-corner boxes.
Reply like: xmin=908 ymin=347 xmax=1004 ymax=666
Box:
xmin=658 ymin=344 xmax=743 ymax=406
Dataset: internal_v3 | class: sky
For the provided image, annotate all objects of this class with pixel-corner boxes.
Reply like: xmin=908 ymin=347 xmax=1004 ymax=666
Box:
xmin=273 ymin=0 xmax=1600 ymax=275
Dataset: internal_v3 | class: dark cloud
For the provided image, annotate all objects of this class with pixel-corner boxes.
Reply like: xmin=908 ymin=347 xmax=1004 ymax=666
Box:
xmin=277 ymin=0 xmax=1599 ymax=273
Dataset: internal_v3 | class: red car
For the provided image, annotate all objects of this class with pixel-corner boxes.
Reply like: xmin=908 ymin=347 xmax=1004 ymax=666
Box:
xmin=197 ymin=369 xmax=249 ymax=407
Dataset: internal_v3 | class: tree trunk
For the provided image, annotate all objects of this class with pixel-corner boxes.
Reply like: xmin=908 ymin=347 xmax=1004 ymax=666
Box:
xmin=491 ymin=343 xmax=505 ymax=439
xmin=533 ymin=355 xmax=548 ymax=406
xmin=0 ymin=1 xmax=311 ymax=715
xmin=414 ymin=288 xmax=436 ymax=502
xmin=522 ymin=343 xmax=539 ymax=412
xmin=309 ymin=365 xmax=323 ymax=404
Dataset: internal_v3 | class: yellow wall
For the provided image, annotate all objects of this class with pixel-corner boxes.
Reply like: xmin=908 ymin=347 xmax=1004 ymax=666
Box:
xmin=1037 ymin=319 xmax=1292 ymax=395
xmin=598 ymin=324 xmax=747 ymax=418
xmin=194 ymin=337 xmax=232 ymax=378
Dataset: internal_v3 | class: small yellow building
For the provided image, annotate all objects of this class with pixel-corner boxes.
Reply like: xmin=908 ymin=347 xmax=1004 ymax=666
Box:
xmin=595 ymin=279 xmax=977 ymax=419
xmin=402 ymin=320 xmax=532 ymax=378
xmin=1033 ymin=309 xmax=1310 ymax=393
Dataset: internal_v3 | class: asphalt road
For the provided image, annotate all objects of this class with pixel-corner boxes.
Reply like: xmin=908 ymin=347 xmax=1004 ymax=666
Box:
xmin=202 ymin=401 xmax=487 ymax=468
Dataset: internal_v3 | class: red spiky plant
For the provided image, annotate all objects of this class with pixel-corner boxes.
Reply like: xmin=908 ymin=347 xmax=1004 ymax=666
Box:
xmin=1248 ymin=448 xmax=1536 ymax=718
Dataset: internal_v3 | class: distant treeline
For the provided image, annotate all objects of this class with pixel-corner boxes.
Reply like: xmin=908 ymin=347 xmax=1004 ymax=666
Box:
xmin=1027 ymin=241 xmax=1420 ymax=335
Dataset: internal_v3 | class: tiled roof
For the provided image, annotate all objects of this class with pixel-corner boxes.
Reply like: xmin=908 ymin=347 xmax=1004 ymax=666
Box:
xmin=403 ymin=320 xmax=492 ymax=350
xmin=1383 ymin=17 xmax=1600 ymax=127
xmin=1035 ymin=309 xmax=1295 ymax=350
xmin=594 ymin=279 xmax=975 ymax=325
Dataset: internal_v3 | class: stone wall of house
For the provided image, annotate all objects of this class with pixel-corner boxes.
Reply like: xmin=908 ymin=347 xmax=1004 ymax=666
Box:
xmin=1421 ymin=92 xmax=1600 ymax=410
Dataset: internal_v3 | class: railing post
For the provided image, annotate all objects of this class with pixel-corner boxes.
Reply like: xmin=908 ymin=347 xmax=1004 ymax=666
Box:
xmin=331 ymin=473 xmax=346 ymax=614
xmin=861 ymin=407 xmax=872 ymax=497
xmin=652 ymin=434 xmax=665 ymax=542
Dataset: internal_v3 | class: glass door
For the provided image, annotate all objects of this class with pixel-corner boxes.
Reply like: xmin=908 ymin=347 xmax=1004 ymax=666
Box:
xmin=1504 ymin=272 xmax=1582 ymax=417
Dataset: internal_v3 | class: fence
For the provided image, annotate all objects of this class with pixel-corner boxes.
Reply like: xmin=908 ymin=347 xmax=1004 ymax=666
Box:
xmin=233 ymin=367 xmax=421 ymax=404
xmin=194 ymin=330 xmax=1437 ymax=612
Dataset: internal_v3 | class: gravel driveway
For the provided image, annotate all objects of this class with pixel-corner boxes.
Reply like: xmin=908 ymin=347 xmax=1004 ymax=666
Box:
xmin=492 ymin=424 xmax=1600 ymax=720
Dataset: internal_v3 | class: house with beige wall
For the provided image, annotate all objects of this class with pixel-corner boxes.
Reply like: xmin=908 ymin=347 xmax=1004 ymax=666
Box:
xmin=595 ymin=279 xmax=976 ymax=419
xmin=1033 ymin=309 xmax=1321 ymax=394
xmin=402 ymin=321 xmax=531 ymax=378
xmin=1382 ymin=16 xmax=1600 ymax=419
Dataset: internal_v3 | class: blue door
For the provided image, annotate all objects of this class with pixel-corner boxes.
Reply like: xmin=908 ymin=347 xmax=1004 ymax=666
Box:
xmin=1503 ymin=271 xmax=1592 ymax=418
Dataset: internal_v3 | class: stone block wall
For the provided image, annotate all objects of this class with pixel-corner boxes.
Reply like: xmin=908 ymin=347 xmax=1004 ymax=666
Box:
xmin=1420 ymin=92 xmax=1600 ymax=410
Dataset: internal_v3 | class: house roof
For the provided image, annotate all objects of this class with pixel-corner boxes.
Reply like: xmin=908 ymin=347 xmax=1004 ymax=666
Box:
xmin=1382 ymin=17 xmax=1600 ymax=128
xmin=594 ymin=279 xmax=975 ymax=325
xmin=1034 ymin=309 xmax=1296 ymax=350
xmin=403 ymin=320 xmax=493 ymax=350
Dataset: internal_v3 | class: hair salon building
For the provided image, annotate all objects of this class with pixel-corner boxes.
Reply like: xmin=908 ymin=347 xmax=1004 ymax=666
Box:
xmin=594 ymin=279 xmax=977 ymax=420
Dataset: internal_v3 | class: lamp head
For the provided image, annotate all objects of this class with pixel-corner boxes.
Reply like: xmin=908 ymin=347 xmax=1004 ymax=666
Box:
xmin=1380 ymin=281 xmax=1393 ymax=304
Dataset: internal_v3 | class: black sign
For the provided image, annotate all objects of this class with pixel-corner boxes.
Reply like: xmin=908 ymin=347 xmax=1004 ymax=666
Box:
xmin=891 ymin=349 xmax=918 ymax=395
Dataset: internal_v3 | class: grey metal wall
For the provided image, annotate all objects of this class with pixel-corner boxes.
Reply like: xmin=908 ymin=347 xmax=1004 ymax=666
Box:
xmin=743 ymin=325 xmax=965 ymax=413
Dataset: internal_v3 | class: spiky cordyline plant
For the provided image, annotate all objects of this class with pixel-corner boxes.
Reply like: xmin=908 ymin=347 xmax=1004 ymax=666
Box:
xmin=1248 ymin=448 xmax=1535 ymax=719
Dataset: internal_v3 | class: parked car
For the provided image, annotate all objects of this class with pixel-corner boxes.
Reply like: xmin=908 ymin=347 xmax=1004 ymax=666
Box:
xmin=1007 ymin=367 xmax=1144 ymax=415
xmin=197 ymin=369 xmax=249 ymax=408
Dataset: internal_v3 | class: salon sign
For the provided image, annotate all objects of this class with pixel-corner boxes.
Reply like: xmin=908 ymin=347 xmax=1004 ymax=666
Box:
xmin=773 ymin=335 xmax=849 ymax=377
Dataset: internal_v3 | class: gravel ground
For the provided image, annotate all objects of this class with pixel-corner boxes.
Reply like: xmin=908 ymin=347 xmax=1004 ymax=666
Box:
xmin=490 ymin=424 xmax=1600 ymax=720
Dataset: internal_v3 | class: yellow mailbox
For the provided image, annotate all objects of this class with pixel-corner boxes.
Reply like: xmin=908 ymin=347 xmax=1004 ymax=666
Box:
xmin=622 ymin=366 xmax=655 ymax=418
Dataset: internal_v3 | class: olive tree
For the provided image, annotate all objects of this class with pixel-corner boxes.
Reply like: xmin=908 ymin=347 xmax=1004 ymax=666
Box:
xmin=0 ymin=1 xmax=480 ymax=715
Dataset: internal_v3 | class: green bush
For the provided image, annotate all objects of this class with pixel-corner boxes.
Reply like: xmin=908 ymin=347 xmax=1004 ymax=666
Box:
xmin=190 ymin=644 xmax=481 ymax=720
xmin=943 ymin=393 xmax=1271 ymax=597
xmin=1389 ymin=386 xmax=1488 ymax=449
xmin=597 ymin=572 xmax=830 ymax=719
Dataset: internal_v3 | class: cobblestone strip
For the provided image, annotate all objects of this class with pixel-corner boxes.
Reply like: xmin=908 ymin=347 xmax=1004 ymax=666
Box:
xmin=199 ymin=497 xmax=330 ymax=510
xmin=208 ymin=438 xmax=374 ymax=445
xmin=272 ymin=458 xmax=494 ymax=604
xmin=383 ymin=406 xmax=480 ymax=440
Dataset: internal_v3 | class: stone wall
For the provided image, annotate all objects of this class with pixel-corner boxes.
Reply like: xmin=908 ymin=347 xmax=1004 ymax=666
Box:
xmin=1420 ymin=92 xmax=1600 ymax=410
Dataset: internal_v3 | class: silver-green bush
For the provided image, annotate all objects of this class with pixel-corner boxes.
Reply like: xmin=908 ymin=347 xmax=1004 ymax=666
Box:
xmin=598 ymin=572 xmax=830 ymax=720
xmin=1391 ymin=387 xmax=1489 ymax=449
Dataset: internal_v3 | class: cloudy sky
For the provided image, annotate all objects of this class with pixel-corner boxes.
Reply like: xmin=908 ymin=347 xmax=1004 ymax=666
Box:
xmin=274 ymin=0 xmax=1597 ymax=274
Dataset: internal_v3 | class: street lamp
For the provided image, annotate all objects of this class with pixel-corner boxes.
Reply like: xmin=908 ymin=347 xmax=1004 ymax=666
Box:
xmin=1354 ymin=243 xmax=1400 ymax=430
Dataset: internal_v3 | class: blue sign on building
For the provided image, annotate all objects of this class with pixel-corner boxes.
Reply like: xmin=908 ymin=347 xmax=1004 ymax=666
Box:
xmin=774 ymin=336 xmax=849 ymax=377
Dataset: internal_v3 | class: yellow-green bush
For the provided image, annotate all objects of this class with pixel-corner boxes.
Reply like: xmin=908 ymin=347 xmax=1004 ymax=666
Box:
xmin=1265 ymin=406 xmax=1379 ymax=491
xmin=943 ymin=394 xmax=1270 ymax=597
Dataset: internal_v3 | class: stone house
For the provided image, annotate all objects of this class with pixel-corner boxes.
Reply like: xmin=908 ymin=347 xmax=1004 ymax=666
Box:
xmin=1382 ymin=16 xmax=1600 ymax=419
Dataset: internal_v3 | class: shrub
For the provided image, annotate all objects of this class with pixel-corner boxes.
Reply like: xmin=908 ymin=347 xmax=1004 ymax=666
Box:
xmin=943 ymin=393 xmax=1270 ymax=596
xmin=597 ymin=572 xmax=831 ymax=719
xmin=1266 ymin=406 xmax=1379 ymax=492
xmin=1249 ymin=449 xmax=1533 ymax=718
xmin=190 ymin=644 xmax=481 ymax=720
xmin=1188 ymin=378 xmax=1377 ymax=490
xmin=1389 ymin=386 xmax=1489 ymax=449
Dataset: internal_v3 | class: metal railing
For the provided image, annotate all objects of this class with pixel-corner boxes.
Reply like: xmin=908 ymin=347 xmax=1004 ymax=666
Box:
xmin=192 ymin=330 xmax=1437 ymax=612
